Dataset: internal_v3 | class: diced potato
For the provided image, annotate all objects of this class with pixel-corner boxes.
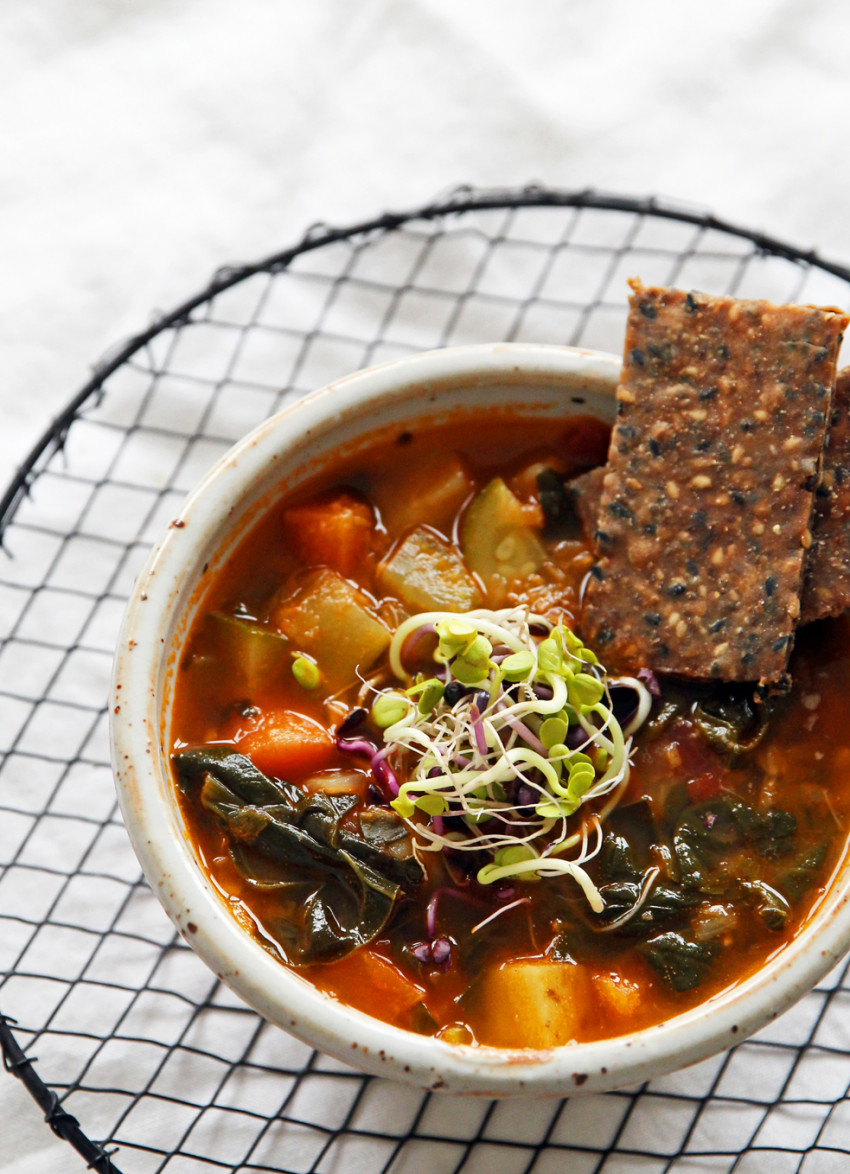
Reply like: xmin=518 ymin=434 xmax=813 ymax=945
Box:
xmin=372 ymin=451 xmax=473 ymax=537
xmin=592 ymin=970 xmax=641 ymax=1020
xmin=461 ymin=478 xmax=546 ymax=603
xmin=376 ymin=526 xmax=482 ymax=612
xmin=206 ymin=611 xmax=290 ymax=696
xmin=272 ymin=568 xmax=391 ymax=691
xmin=471 ymin=959 xmax=591 ymax=1048
xmin=282 ymin=492 xmax=375 ymax=577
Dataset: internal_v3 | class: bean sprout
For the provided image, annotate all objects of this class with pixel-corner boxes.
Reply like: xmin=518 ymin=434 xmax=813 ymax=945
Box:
xmin=365 ymin=608 xmax=654 ymax=913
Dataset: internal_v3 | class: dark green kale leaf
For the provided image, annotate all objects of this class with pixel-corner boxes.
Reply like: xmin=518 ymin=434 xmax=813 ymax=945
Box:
xmin=173 ymin=747 xmax=423 ymax=965
xmin=638 ymin=932 xmax=716 ymax=991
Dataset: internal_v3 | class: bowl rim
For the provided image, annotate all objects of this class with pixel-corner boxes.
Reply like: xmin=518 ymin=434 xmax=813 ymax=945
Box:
xmin=110 ymin=341 xmax=850 ymax=1097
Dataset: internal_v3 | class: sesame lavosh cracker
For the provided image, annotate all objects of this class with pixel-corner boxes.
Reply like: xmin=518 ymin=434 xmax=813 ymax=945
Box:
xmin=801 ymin=368 xmax=850 ymax=624
xmin=581 ymin=280 xmax=848 ymax=684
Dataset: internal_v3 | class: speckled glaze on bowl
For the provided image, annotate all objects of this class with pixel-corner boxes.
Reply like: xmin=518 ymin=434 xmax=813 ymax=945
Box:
xmin=110 ymin=343 xmax=850 ymax=1096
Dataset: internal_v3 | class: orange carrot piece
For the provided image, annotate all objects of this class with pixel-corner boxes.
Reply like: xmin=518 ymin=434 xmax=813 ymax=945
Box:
xmin=282 ymin=493 xmax=375 ymax=578
xmin=238 ymin=711 xmax=338 ymax=780
xmin=318 ymin=949 xmax=427 ymax=1024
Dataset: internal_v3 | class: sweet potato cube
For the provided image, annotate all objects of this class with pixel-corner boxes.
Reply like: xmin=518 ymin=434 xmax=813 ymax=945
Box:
xmin=282 ymin=492 xmax=375 ymax=578
xmin=592 ymin=970 xmax=641 ymax=1020
xmin=273 ymin=568 xmax=391 ymax=690
xmin=376 ymin=526 xmax=482 ymax=612
xmin=324 ymin=950 xmax=427 ymax=1025
xmin=372 ymin=452 xmax=473 ymax=537
xmin=472 ymin=959 xmax=591 ymax=1048
xmin=238 ymin=711 xmax=338 ymax=781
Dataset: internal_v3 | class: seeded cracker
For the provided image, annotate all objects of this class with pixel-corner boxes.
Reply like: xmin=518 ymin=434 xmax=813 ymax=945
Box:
xmin=581 ymin=281 xmax=848 ymax=683
xmin=571 ymin=381 xmax=850 ymax=627
xmin=801 ymin=368 xmax=850 ymax=623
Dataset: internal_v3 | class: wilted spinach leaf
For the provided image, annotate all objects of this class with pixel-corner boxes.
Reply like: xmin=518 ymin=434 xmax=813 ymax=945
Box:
xmin=536 ymin=469 xmax=583 ymax=537
xmin=174 ymin=747 xmax=423 ymax=964
xmin=638 ymin=932 xmax=716 ymax=991
xmin=781 ymin=843 xmax=827 ymax=903
xmin=739 ymin=879 xmax=790 ymax=931
xmin=693 ymin=687 xmax=772 ymax=757
xmin=596 ymin=880 xmax=701 ymax=937
xmin=673 ymin=798 xmax=797 ymax=894
xmin=597 ymin=800 xmax=658 ymax=881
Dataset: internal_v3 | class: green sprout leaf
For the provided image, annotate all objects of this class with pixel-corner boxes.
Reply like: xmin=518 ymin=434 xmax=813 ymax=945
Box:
xmin=568 ymin=672 xmax=605 ymax=709
xmin=453 ymin=657 xmax=490 ymax=685
xmin=540 ymin=716 xmax=569 ymax=749
xmin=372 ymin=691 xmax=410 ymax=729
xmin=291 ymin=655 xmax=320 ymax=690
xmin=414 ymin=678 xmax=445 ymax=715
xmin=415 ymin=793 xmax=447 ymax=816
xmin=501 ymin=650 xmax=536 ymax=681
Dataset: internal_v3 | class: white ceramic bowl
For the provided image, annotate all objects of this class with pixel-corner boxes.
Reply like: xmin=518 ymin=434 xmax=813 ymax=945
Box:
xmin=110 ymin=343 xmax=850 ymax=1097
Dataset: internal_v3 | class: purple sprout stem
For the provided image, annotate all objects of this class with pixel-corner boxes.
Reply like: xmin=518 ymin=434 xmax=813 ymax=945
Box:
xmin=638 ymin=666 xmax=662 ymax=697
xmin=400 ymin=623 xmax=436 ymax=666
xmin=337 ymin=737 xmax=399 ymax=796
xmin=371 ymin=745 xmax=399 ymax=796
xmin=496 ymin=701 xmax=546 ymax=755
xmin=336 ymin=737 xmax=378 ymax=758
xmin=469 ymin=704 xmax=489 ymax=757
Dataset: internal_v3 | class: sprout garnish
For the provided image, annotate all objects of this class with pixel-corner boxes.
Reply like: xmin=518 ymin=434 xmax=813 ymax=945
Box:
xmin=370 ymin=607 xmax=653 ymax=914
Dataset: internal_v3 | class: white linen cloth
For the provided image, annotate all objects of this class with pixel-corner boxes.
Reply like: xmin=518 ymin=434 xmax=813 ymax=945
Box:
xmin=4 ymin=1 xmax=850 ymax=1170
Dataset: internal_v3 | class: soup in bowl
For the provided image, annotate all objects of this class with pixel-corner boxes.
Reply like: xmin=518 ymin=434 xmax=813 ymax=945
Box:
xmin=110 ymin=341 xmax=850 ymax=1096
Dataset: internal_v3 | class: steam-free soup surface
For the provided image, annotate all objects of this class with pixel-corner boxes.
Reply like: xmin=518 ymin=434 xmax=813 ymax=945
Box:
xmin=171 ymin=414 xmax=850 ymax=1048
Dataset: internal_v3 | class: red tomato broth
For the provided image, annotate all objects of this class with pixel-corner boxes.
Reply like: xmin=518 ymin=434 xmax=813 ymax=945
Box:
xmin=170 ymin=414 xmax=850 ymax=1049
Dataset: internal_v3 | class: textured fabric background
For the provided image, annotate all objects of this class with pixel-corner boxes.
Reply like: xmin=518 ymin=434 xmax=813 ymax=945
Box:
xmin=3 ymin=1 xmax=850 ymax=1169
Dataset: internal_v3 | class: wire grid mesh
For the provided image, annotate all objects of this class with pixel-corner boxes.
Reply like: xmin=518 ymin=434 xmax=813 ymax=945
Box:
xmin=4 ymin=186 xmax=850 ymax=1174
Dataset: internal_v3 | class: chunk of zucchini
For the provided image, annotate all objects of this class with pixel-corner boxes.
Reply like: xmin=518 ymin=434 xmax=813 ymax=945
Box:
xmin=372 ymin=451 xmax=473 ymax=537
xmin=460 ymin=478 xmax=546 ymax=603
xmin=376 ymin=526 xmax=482 ymax=613
xmin=206 ymin=611 xmax=290 ymax=696
xmin=273 ymin=568 xmax=391 ymax=691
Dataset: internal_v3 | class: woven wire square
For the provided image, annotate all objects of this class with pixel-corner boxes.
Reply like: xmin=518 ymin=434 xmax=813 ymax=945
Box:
xmin=3 ymin=187 xmax=850 ymax=1173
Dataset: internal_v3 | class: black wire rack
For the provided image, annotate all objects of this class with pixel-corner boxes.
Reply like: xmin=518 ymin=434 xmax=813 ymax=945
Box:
xmin=4 ymin=184 xmax=850 ymax=1174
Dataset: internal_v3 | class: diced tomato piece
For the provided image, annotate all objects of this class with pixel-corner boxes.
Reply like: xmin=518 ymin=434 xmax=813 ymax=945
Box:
xmin=673 ymin=721 xmax=722 ymax=769
xmin=687 ymin=771 xmax=723 ymax=803
xmin=668 ymin=721 xmax=725 ymax=801
xmin=282 ymin=492 xmax=375 ymax=577
xmin=320 ymin=949 xmax=427 ymax=1024
xmin=237 ymin=711 xmax=338 ymax=780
